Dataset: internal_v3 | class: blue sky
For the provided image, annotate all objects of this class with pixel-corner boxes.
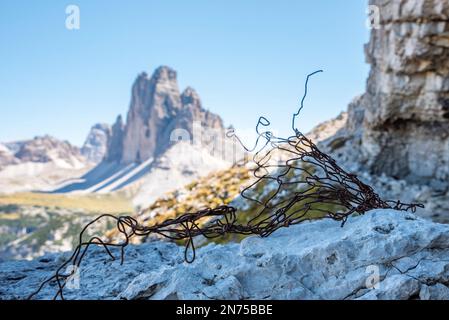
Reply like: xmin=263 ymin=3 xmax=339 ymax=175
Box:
xmin=0 ymin=0 xmax=370 ymax=146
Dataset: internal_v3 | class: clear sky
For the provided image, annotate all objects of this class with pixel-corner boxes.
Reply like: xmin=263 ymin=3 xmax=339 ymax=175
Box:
xmin=0 ymin=0 xmax=370 ymax=146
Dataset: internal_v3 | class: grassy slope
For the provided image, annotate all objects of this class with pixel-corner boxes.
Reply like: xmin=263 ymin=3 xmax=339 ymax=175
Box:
xmin=0 ymin=192 xmax=133 ymax=214
xmin=0 ymin=192 xmax=133 ymax=259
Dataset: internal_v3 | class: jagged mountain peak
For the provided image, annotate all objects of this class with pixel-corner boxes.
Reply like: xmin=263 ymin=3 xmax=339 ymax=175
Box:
xmin=134 ymin=66 xmax=176 ymax=84
xmin=18 ymin=135 xmax=72 ymax=152
xmin=113 ymin=114 xmax=124 ymax=127
xmin=114 ymin=114 xmax=123 ymax=125
xmin=152 ymin=65 xmax=177 ymax=82
xmin=117 ymin=66 xmax=225 ymax=164
xmin=81 ymin=123 xmax=111 ymax=164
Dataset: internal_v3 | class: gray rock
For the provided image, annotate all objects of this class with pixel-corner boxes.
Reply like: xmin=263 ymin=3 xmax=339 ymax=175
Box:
xmin=358 ymin=0 xmax=449 ymax=185
xmin=105 ymin=66 xmax=226 ymax=165
xmin=309 ymin=0 xmax=449 ymax=222
xmin=104 ymin=115 xmax=125 ymax=162
xmin=419 ymin=283 xmax=449 ymax=300
xmin=81 ymin=123 xmax=110 ymax=163
xmin=10 ymin=135 xmax=87 ymax=168
xmin=2 ymin=209 xmax=449 ymax=300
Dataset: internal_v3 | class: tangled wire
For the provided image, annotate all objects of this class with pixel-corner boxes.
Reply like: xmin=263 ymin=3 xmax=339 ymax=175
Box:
xmin=28 ymin=71 xmax=423 ymax=300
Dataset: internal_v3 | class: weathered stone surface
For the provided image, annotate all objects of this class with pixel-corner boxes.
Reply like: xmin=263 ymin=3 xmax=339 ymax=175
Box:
xmin=104 ymin=115 xmax=125 ymax=162
xmin=361 ymin=0 xmax=449 ymax=184
xmin=2 ymin=209 xmax=449 ymax=300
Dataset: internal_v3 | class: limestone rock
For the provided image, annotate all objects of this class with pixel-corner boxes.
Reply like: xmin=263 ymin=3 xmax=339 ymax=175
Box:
xmin=361 ymin=0 xmax=449 ymax=184
xmin=81 ymin=123 xmax=110 ymax=163
xmin=2 ymin=209 xmax=449 ymax=300
xmin=106 ymin=66 xmax=226 ymax=165
xmin=309 ymin=0 xmax=449 ymax=222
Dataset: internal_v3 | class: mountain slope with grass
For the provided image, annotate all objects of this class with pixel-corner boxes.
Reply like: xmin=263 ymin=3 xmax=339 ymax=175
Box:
xmin=0 ymin=192 xmax=133 ymax=262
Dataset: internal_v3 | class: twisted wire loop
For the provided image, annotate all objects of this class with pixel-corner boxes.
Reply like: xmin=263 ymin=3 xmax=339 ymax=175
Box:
xmin=28 ymin=71 xmax=424 ymax=300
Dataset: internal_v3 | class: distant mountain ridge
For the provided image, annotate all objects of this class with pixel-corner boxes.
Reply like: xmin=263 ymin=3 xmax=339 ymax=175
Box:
xmin=81 ymin=123 xmax=110 ymax=164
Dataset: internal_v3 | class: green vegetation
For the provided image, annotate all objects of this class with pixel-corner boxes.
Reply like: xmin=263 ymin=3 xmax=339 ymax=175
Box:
xmin=0 ymin=192 xmax=133 ymax=258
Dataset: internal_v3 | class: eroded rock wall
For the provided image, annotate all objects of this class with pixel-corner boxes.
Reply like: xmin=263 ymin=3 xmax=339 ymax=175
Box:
xmin=313 ymin=0 xmax=449 ymax=221
xmin=362 ymin=0 xmax=449 ymax=186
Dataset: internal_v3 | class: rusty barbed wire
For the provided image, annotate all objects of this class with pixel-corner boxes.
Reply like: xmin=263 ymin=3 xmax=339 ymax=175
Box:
xmin=28 ymin=71 xmax=423 ymax=300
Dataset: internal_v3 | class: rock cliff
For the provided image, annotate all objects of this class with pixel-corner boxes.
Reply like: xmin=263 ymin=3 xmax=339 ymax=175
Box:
xmin=313 ymin=0 xmax=449 ymax=222
xmin=105 ymin=66 xmax=225 ymax=164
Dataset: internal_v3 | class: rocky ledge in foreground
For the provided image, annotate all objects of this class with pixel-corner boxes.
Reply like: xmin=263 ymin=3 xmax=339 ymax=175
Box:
xmin=1 ymin=209 xmax=449 ymax=300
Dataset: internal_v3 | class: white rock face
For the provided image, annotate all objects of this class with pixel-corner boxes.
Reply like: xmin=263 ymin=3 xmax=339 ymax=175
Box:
xmin=2 ymin=209 xmax=449 ymax=300
xmin=308 ymin=0 xmax=449 ymax=222
xmin=356 ymin=0 xmax=449 ymax=184
xmin=306 ymin=112 xmax=348 ymax=145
